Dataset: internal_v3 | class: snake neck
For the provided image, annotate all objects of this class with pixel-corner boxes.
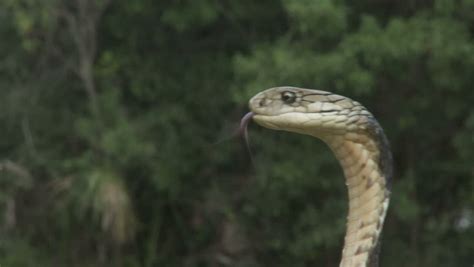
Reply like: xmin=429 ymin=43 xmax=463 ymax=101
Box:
xmin=324 ymin=134 xmax=390 ymax=267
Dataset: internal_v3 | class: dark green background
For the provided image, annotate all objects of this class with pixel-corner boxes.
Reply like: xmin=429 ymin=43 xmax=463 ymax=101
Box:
xmin=1 ymin=0 xmax=473 ymax=266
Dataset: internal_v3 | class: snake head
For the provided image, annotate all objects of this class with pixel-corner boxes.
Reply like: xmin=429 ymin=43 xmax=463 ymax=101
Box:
xmin=248 ymin=86 xmax=374 ymax=138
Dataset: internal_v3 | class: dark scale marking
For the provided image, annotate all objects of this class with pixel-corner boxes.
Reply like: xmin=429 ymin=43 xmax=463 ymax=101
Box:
xmin=303 ymin=92 xmax=334 ymax=96
xmin=326 ymin=97 xmax=347 ymax=104
xmin=335 ymin=117 xmax=348 ymax=124
xmin=348 ymin=173 xmax=370 ymax=191
xmin=362 ymin=233 xmax=373 ymax=240
xmin=378 ymin=208 xmax=385 ymax=216
xmin=355 ymin=246 xmax=366 ymax=255
xmin=366 ymin=178 xmax=374 ymax=189
xmin=333 ymin=98 xmax=348 ymax=103
xmin=347 ymin=113 xmax=369 ymax=118
xmin=320 ymin=109 xmax=342 ymax=113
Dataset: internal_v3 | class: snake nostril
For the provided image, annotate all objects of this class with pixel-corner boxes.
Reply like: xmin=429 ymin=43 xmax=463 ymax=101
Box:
xmin=258 ymin=98 xmax=265 ymax=107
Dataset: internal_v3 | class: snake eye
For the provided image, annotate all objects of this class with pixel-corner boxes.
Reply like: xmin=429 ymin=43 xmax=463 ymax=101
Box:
xmin=281 ymin=91 xmax=296 ymax=104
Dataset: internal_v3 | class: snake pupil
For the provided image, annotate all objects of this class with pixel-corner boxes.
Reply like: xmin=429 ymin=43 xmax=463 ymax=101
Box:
xmin=281 ymin=91 xmax=296 ymax=104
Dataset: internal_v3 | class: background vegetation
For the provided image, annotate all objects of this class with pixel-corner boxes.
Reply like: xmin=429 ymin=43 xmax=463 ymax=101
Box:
xmin=1 ymin=0 xmax=473 ymax=266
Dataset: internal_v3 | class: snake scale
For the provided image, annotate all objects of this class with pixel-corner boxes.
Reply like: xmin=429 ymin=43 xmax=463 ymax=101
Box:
xmin=241 ymin=87 xmax=393 ymax=267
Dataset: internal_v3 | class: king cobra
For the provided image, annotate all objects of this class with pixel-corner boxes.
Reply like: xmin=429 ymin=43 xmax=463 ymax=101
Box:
xmin=240 ymin=86 xmax=392 ymax=267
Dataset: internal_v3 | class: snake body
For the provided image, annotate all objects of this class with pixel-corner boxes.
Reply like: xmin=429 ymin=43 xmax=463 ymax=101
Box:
xmin=243 ymin=87 xmax=392 ymax=267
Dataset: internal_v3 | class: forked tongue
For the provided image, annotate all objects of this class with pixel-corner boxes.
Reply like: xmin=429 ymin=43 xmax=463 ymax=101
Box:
xmin=239 ymin=112 xmax=255 ymax=164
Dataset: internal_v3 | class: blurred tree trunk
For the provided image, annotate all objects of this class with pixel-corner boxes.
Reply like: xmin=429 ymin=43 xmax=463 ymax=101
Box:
xmin=61 ymin=0 xmax=111 ymax=135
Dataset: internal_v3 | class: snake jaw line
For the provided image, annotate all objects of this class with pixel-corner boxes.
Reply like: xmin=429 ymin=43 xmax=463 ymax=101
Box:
xmin=252 ymin=112 xmax=352 ymax=139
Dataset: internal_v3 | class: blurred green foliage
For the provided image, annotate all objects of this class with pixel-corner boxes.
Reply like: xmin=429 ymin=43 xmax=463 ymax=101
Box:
xmin=0 ymin=0 xmax=473 ymax=266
